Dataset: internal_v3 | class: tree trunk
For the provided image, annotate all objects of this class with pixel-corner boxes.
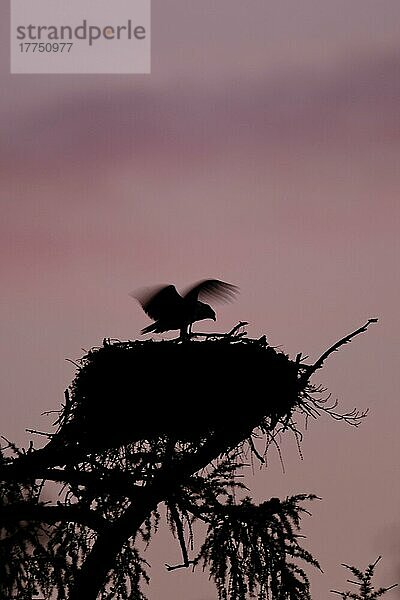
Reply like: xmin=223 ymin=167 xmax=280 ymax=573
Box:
xmin=69 ymin=494 xmax=158 ymax=600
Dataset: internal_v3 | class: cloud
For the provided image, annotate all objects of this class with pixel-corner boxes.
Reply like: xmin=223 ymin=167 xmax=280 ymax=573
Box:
xmin=1 ymin=51 xmax=399 ymax=173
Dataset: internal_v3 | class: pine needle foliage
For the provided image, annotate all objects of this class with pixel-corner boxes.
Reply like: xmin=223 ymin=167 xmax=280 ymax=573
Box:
xmin=197 ymin=494 xmax=321 ymax=600
xmin=331 ymin=557 xmax=398 ymax=600
xmin=0 ymin=450 xmax=62 ymax=599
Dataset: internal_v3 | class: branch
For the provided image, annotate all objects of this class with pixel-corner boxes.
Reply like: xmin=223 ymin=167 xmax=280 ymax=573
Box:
xmin=0 ymin=445 xmax=162 ymax=497
xmin=165 ymin=502 xmax=193 ymax=571
xmin=299 ymin=318 xmax=378 ymax=386
xmin=0 ymin=462 xmax=144 ymax=504
xmin=165 ymin=561 xmax=194 ymax=571
xmin=248 ymin=436 xmax=265 ymax=463
xmin=0 ymin=502 xmax=107 ymax=532
xmin=25 ymin=429 xmax=54 ymax=439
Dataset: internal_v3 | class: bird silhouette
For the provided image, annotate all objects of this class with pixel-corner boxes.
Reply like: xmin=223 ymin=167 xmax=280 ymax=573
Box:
xmin=132 ymin=279 xmax=238 ymax=338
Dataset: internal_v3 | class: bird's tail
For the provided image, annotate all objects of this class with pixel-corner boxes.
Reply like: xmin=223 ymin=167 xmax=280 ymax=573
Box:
xmin=141 ymin=323 xmax=157 ymax=334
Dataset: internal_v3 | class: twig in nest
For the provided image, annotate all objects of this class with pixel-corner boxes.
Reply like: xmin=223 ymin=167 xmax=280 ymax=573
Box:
xmin=227 ymin=321 xmax=249 ymax=336
xmin=1 ymin=435 xmax=23 ymax=456
xmin=300 ymin=388 xmax=369 ymax=427
xmin=26 ymin=429 xmax=54 ymax=439
xmin=190 ymin=321 xmax=249 ymax=339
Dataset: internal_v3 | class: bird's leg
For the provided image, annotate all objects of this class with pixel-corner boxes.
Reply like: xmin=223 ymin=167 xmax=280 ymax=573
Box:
xmin=180 ymin=321 xmax=192 ymax=341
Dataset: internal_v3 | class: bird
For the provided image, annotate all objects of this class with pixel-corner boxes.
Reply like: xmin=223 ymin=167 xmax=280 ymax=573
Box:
xmin=132 ymin=279 xmax=238 ymax=339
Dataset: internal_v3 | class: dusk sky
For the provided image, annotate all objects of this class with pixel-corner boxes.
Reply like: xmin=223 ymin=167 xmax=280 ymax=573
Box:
xmin=1 ymin=1 xmax=400 ymax=598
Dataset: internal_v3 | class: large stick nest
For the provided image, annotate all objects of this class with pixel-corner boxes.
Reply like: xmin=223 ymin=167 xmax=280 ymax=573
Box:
xmin=55 ymin=333 xmax=305 ymax=453
xmin=3 ymin=320 xmax=375 ymax=477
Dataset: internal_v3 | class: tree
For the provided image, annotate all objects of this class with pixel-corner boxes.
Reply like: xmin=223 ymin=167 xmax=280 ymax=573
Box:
xmin=0 ymin=319 xmax=377 ymax=600
xmin=331 ymin=557 xmax=398 ymax=600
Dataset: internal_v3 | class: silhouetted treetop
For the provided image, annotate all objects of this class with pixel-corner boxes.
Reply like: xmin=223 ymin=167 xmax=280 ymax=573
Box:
xmin=0 ymin=319 xmax=378 ymax=600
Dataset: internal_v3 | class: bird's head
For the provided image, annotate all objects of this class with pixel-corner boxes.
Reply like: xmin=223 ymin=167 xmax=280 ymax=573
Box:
xmin=197 ymin=303 xmax=216 ymax=322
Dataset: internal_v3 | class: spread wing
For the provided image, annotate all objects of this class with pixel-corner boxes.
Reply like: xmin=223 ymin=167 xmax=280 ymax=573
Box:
xmin=132 ymin=285 xmax=183 ymax=321
xmin=183 ymin=279 xmax=238 ymax=304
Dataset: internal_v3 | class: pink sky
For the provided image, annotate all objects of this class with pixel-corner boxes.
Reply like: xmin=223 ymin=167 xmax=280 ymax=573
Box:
xmin=1 ymin=1 xmax=400 ymax=598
